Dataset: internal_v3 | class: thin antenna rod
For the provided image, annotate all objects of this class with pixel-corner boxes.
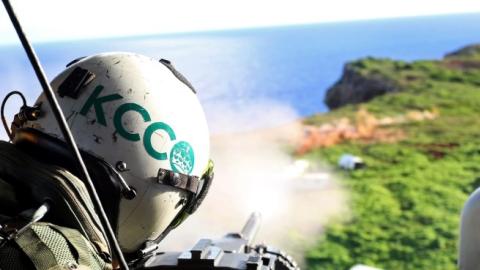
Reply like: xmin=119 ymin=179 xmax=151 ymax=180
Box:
xmin=1 ymin=1 xmax=129 ymax=268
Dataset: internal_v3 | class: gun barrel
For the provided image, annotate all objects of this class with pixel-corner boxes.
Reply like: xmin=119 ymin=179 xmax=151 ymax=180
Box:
xmin=241 ymin=212 xmax=262 ymax=245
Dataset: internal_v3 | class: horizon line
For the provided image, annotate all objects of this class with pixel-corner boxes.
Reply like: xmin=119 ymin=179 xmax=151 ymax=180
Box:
xmin=1 ymin=11 xmax=479 ymax=46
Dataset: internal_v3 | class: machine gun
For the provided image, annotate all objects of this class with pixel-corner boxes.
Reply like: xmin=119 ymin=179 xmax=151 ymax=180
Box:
xmin=135 ymin=213 xmax=299 ymax=270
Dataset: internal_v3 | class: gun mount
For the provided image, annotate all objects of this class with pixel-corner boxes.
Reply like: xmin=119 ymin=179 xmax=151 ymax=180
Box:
xmin=135 ymin=213 xmax=298 ymax=270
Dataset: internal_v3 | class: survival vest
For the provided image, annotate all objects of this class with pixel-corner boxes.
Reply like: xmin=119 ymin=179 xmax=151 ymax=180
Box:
xmin=0 ymin=141 xmax=112 ymax=270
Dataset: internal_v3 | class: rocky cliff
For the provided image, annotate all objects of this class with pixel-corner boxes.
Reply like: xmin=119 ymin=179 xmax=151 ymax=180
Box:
xmin=325 ymin=44 xmax=480 ymax=109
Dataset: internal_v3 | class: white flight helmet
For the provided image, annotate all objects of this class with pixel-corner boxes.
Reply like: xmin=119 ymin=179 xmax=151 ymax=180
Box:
xmin=13 ymin=52 xmax=212 ymax=253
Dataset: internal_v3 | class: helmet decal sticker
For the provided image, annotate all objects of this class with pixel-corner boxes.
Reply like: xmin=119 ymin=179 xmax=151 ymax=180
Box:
xmin=80 ymin=85 xmax=123 ymax=126
xmin=114 ymin=103 xmax=152 ymax=141
xmin=79 ymin=84 xmax=197 ymax=170
xmin=170 ymin=141 xmax=195 ymax=174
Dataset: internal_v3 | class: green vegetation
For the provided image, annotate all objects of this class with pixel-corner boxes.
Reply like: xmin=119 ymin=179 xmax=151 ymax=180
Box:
xmin=303 ymin=45 xmax=480 ymax=269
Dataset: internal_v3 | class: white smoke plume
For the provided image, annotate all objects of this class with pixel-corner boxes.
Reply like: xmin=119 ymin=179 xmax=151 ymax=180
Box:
xmin=158 ymin=100 xmax=348 ymax=265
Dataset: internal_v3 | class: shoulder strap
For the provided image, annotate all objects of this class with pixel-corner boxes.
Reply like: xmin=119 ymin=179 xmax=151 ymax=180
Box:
xmin=51 ymin=224 xmax=110 ymax=269
xmin=14 ymin=223 xmax=111 ymax=270
xmin=14 ymin=226 xmax=60 ymax=269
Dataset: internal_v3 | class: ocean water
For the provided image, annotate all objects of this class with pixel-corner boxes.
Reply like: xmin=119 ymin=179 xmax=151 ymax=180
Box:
xmin=0 ymin=13 xmax=480 ymax=134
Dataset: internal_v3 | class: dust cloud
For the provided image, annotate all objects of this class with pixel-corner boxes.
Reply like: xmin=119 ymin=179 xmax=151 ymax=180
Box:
xmin=157 ymin=100 xmax=349 ymax=264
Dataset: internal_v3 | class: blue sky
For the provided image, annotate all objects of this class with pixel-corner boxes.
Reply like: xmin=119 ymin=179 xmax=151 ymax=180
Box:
xmin=0 ymin=0 xmax=480 ymax=44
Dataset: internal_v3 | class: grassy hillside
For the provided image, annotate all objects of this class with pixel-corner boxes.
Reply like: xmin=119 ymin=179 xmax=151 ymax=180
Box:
xmin=303 ymin=45 xmax=480 ymax=269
